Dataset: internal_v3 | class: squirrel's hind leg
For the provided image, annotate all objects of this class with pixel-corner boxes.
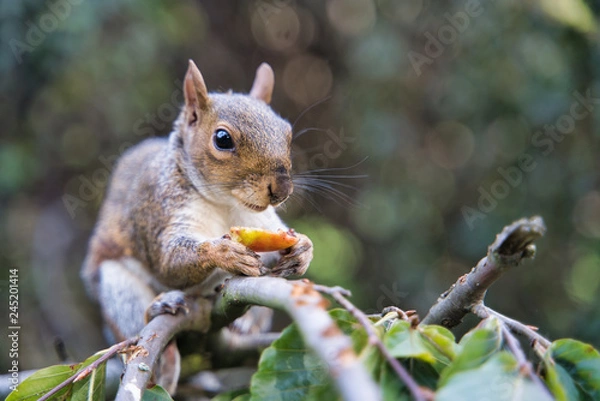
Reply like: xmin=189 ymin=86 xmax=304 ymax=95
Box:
xmin=97 ymin=258 xmax=181 ymax=395
xmin=97 ymin=259 xmax=156 ymax=341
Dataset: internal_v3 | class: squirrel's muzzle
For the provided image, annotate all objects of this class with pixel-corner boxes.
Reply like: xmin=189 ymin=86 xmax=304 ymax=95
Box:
xmin=268 ymin=174 xmax=293 ymax=205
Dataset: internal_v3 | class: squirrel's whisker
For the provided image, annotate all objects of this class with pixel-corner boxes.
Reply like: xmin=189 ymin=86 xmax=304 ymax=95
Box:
xmin=294 ymin=157 xmax=369 ymax=175
xmin=293 ymin=174 xmax=367 ymax=181
xmin=293 ymin=181 xmax=359 ymax=208
xmin=293 ymin=177 xmax=359 ymax=192
xmin=276 ymin=201 xmax=288 ymax=213
xmin=288 ymin=190 xmax=323 ymax=213
xmin=293 ymin=127 xmax=329 ymax=140
xmin=294 ymin=185 xmax=338 ymax=210
xmin=294 ymin=173 xmax=365 ymax=191
xmin=291 ymin=95 xmax=332 ymax=132
xmin=303 ymin=184 xmax=357 ymax=206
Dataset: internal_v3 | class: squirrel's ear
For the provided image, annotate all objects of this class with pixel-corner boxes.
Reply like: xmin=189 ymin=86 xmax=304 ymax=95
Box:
xmin=249 ymin=63 xmax=274 ymax=104
xmin=184 ymin=60 xmax=209 ymax=123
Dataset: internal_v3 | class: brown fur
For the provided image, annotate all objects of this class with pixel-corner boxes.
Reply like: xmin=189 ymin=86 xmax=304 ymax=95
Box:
xmin=83 ymin=61 xmax=311 ymax=294
xmin=81 ymin=61 xmax=313 ymax=393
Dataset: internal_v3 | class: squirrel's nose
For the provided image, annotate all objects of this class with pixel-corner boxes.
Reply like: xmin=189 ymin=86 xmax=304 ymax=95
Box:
xmin=268 ymin=175 xmax=292 ymax=205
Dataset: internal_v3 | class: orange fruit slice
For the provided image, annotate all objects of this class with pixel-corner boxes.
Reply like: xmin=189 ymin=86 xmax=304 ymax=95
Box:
xmin=229 ymin=227 xmax=299 ymax=252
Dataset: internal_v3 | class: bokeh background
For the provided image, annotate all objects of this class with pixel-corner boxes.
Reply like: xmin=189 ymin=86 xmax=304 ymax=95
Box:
xmin=1 ymin=0 xmax=599 ymax=373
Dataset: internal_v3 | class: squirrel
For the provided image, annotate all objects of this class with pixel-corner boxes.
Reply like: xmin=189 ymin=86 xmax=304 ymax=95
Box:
xmin=81 ymin=60 xmax=313 ymax=393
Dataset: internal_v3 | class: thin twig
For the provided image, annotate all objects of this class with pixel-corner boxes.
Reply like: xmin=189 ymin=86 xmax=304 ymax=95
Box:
xmin=218 ymin=329 xmax=280 ymax=352
xmin=421 ymin=216 xmax=546 ymax=327
xmin=381 ymin=306 xmax=415 ymax=321
xmin=499 ymin=324 xmax=553 ymax=398
xmin=312 ymin=283 xmax=352 ymax=297
xmin=474 ymin=305 xmax=551 ymax=355
xmin=367 ymin=308 xmax=415 ymax=322
xmin=38 ymin=337 xmax=139 ymax=401
xmin=317 ymin=285 xmax=430 ymax=401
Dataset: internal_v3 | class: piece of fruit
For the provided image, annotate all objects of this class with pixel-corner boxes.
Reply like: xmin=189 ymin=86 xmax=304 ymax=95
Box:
xmin=229 ymin=227 xmax=299 ymax=252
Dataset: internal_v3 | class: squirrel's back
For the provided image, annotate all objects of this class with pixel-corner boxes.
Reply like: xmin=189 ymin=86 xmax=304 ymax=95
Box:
xmin=82 ymin=137 xmax=170 ymax=297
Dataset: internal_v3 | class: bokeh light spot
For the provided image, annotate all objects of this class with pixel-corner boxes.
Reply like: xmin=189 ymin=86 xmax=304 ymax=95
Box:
xmin=251 ymin=3 xmax=300 ymax=50
xmin=519 ymin=33 xmax=566 ymax=79
xmin=573 ymin=191 xmax=600 ymax=238
xmin=61 ymin=125 xmax=99 ymax=167
xmin=283 ymin=54 xmax=333 ymax=106
xmin=376 ymin=0 xmax=422 ymax=23
xmin=327 ymin=0 xmax=376 ymax=36
xmin=358 ymin=112 xmax=400 ymax=159
xmin=352 ymin=188 xmax=400 ymax=240
xmin=348 ymin=27 xmax=405 ymax=80
xmin=484 ymin=117 xmax=530 ymax=160
xmin=427 ymin=121 xmax=474 ymax=169
xmin=567 ymin=252 xmax=600 ymax=305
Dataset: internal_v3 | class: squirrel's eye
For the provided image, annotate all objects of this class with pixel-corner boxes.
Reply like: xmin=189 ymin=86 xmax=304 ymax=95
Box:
xmin=213 ymin=129 xmax=235 ymax=151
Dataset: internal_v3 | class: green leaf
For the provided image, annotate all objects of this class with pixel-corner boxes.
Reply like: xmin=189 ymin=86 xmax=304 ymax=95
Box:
xmin=437 ymin=352 xmax=553 ymax=401
xmin=418 ymin=325 xmax=458 ymax=360
xmin=6 ymin=364 xmax=80 ymax=401
xmin=409 ymin=359 xmax=440 ymax=389
xmin=141 ymin=384 xmax=173 ymax=401
xmin=438 ymin=316 xmax=503 ymax=386
xmin=329 ymin=309 xmax=370 ymax=353
xmin=537 ymin=0 xmax=597 ymax=34
xmin=328 ymin=309 xmax=358 ymax=332
xmin=544 ymin=358 xmax=581 ymax=401
xmin=360 ymin=340 xmax=385 ymax=378
xmin=248 ymin=309 xmax=444 ymax=401
xmin=249 ymin=322 xmax=337 ymax=401
xmin=379 ymin=363 xmax=411 ymax=401
xmin=384 ymin=321 xmax=434 ymax=363
xmin=545 ymin=339 xmax=600 ymax=400
xmin=248 ymin=309 xmax=390 ymax=401
xmin=6 ymin=352 xmax=108 ymax=401
xmin=383 ymin=321 xmax=451 ymax=371
xmin=71 ymin=353 xmax=107 ymax=401
xmin=212 ymin=389 xmax=250 ymax=401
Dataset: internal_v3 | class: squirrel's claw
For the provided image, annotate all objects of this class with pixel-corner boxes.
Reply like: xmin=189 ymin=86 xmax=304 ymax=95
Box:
xmin=209 ymin=238 xmax=264 ymax=277
xmin=145 ymin=290 xmax=189 ymax=323
xmin=270 ymin=233 xmax=313 ymax=278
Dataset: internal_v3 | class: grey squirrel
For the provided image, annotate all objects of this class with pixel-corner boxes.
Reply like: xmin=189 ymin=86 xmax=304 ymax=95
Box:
xmin=81 ymin=60 xmax=313 ymax=393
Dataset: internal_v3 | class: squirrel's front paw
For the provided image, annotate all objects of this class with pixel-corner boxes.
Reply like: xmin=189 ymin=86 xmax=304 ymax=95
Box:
xmin=207 ymin=237 xmax=264 ymax=277
xmin=270 ymin=233 xmax=313 ymax=277
xmin=145 ymin=290 xmax=189 ymax=323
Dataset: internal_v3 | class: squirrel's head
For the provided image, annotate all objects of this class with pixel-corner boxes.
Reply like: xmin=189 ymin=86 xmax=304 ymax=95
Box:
xmin=173 ymin=60 xmax=293 ymax=212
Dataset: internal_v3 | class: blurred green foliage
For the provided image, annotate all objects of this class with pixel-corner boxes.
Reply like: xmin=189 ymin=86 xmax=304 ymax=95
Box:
xmin=0 ymin=0 xmax=599 ymax=373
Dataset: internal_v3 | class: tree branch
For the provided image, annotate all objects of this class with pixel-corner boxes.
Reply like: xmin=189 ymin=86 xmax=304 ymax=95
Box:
xmin=498 ymin=323 xmax=551 ymax=397
xmin=213 ymin=276 xmax=382 ymax=401
xmin=37 ymin=337 xmax=138 ymax=401
xmin=473 ymin=305 xmax=551 ymax=354
xmin=216 ymin=329 xmax=280 ymax=353
xmin=116 ymin=277 xmax=380 ymax=401
xmin=116 ymin=297 xmax=213 ymax=401
xmin=421 ymin=216 xmax=546 ymax=327
xmin=315 ymin=284 xmax=432 ymax=401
